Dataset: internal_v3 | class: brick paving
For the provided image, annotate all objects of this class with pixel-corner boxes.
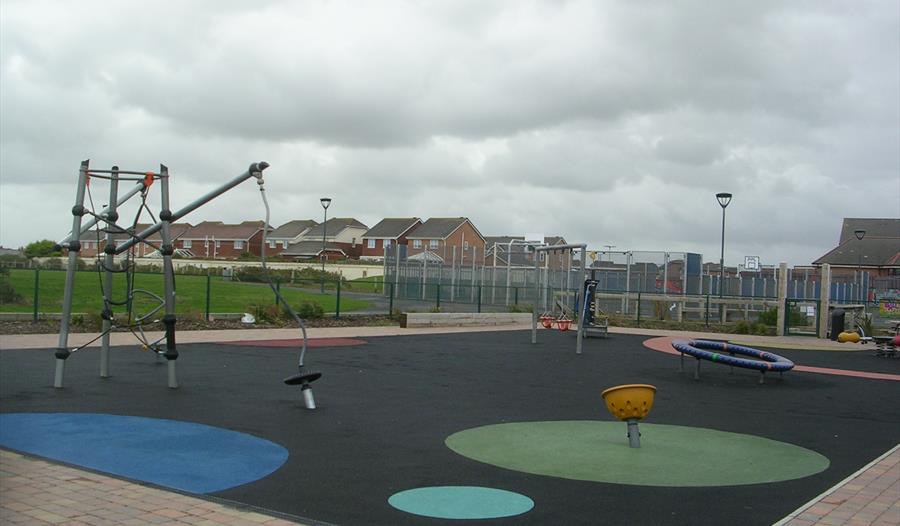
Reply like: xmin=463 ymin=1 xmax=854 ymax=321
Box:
xmin=0 ymin=449 xmax=310 ymax=525
xmin=777 ymin=445 xmax=900 ymax=526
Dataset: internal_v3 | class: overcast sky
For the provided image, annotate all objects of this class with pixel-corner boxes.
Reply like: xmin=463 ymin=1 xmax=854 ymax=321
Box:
xmin=1 ymin=0 xmax=898 ymax=267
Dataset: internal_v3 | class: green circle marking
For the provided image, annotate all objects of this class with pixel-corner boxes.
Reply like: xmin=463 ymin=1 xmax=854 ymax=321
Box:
xmin=446 ymin=421 xmax=829 ymax=487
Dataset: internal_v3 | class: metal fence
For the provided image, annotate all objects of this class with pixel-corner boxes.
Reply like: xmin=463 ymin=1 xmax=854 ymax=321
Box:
xmin=2 ymin=261 xmax=896 ymax=333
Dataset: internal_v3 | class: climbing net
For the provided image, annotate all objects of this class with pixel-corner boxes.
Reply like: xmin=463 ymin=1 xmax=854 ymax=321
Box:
xmin=69 ymin=169 xmax=170 ymax=355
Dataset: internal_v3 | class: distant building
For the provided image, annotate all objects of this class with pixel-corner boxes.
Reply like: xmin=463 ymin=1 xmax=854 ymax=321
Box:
xmin=282 ymin=218 xmax=368 ymax=261
xmin=265 ymin=220 xmax=318 ymax=256
xmin=406 ymin=218 xmax=486 ymax=264
xmin=360 ymin=218 xmax=422 ymax=261
xmin=178 ymin=221 xmax=269 ymax=259
xmin=812 ymin=218 xmax=900 ymax=278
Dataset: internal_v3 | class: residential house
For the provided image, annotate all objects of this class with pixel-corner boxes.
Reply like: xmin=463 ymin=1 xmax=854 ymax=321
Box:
xmin=406 ymin=218 xmax=486 ymax=264
xmin=281 ymin=218 xmax=368 ymax=261
xmin=360 ymin=218 xmax=422 ymax=261
xmin=485 ymin=235 xmax=568 ymax=269
xmin=178 ymin=221 xmax=268 ymax=259
xmin=76 ymin=223 xmax=193 ymax=258
xmin=264 ymin=220 xmax=318 ymax=256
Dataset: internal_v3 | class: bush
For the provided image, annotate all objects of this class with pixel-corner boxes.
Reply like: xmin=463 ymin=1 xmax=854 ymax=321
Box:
xmin=297 ymin=301 xmax=324 ymax=319
xmin=758 ymin=307 xmax=806 ymax=327
xmin=753 ymin=323 xmax=771 ymax=336
xmin=0 ymin=267 xmax=24 ymax=304
xmin=507 ymin=304 xmax=534 ymax=313
xmin=733 ymin=321 xmax=751 ymax=334
xmin=24 ymin=240 xmax=62 ymax=258
xmin=249 ymin=303 xmax=287 ymax=324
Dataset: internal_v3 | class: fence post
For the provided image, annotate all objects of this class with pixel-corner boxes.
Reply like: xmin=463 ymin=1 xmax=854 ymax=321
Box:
xmin=436 ymin=283 xmax=441 ymax=311
xmin=126 ymin=270 xmax=134 ymax=319
xmin=388 ymin=281 xmax=394 ymax=318
xmin=514 ymin=287 xmax=519 ymax=305
xmin=205 ymin=273 xmax=211 ymax=321
xmin=477 ymin=285 xmax=482 ymax=313
xmin=705 ymin=294 xmax=710 ymax=327
xmin=636 ymin=291 xmax=642 ymax=326
xmin=335 ymin=279 xmax=341 ymax=318
xmin=275 ymin=279 xmax=281 ymax=306
xmin=32 ymin=268 xmax=40 ymax=322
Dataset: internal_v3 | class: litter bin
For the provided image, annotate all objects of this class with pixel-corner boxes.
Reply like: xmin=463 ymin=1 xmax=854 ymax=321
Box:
xmin=830 ymin=308 xmax=845 ymax=340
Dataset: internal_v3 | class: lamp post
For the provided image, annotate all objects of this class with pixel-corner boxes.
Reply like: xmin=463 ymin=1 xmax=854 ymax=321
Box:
xmin=715 ymin=193 xmax=732 ymax=298
xmin=854 ymin=229 xmax=866 ymax=304
xmin=320 ymin=197 xmax=331 ymax=293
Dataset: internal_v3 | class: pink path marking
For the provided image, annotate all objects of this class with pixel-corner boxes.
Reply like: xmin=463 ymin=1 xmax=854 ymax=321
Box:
xmin=220 ymin=337 xmax=367 ymax=348
xmin=643 ymin=336 xmax=900 ymax=382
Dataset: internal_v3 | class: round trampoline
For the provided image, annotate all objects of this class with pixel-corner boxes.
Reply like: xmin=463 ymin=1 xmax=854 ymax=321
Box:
xmin=671 ymin=339 xmax=794 ymax=383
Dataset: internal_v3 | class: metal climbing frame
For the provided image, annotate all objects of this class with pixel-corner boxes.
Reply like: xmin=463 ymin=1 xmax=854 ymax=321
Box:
xmin=53 ymin=160 xmax=269 ymax=389
xmin=530 ymin=243 xmax=588 ymax=354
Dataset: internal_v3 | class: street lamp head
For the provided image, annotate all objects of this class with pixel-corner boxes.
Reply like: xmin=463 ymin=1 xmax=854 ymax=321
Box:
xmin=716 ymin=192 xmax=733 ymax=209
xmin=854 ymin=229 xmax=866 ymax=241
xmin=320 ymin=197 xmax=332 ymax=210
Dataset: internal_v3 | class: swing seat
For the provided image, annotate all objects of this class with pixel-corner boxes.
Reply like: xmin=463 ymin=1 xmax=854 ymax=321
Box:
xmin=557 ymin=318 xmax=572 ymax=331
xmin=284 ymin=371 xmax=322 ymax=385
xmin=540 ymin=315 xmax=554 ymax=329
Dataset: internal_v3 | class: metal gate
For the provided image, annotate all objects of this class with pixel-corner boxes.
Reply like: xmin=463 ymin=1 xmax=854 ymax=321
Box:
xmin=784 ymin=299 xmax=820 ymax=336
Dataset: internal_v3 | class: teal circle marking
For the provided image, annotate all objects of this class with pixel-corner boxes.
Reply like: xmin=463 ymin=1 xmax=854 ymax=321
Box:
xmin=388 ymin=486 xmax=534 ymax=519
xmin=446 ymin=421 xmax=829 ymax=487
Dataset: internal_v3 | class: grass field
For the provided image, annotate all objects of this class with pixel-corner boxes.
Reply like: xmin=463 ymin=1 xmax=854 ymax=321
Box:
xmin=0 ymin=269 xmax=372 ymax=316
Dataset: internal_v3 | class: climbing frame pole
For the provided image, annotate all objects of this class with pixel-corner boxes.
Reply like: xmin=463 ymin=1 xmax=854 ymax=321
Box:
xmin=54 ymin=160 xmax=90 ymax=388
xmin=99 ymin=166 xmax=120 ymax=378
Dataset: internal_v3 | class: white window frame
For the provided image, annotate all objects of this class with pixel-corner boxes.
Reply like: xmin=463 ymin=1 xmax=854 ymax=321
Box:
xmin=268 ymin=240 xmax=276 ymax=249
xmin=234 ymin=240 xmax=244 ymax=250
xmin=215 ymin=240 xmax=221 ymax=248
xmin=463 ymin=240 xmax=469 ymax=251
xmin=413 ymin=239 xmax=422 ymax=249
xmin=429 ymin=239 xmax=439 ymax=249
xmin=367 ymin=238 xmax=376 ymax=249
xmin=183 ymin=239 xmax=192 ymax=248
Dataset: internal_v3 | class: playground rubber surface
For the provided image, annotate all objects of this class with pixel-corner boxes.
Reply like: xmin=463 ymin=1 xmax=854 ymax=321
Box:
xmin=1 ymin=330 xmax=899 ymax=525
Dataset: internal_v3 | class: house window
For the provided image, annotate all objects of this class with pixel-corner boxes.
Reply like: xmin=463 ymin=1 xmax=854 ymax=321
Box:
xmin=385 ymin=240 xmax=392 ymax=250
xmin=282 ymin=241 xmax=288 ymax=248
xmin=268 ymin=240 xmax=276 ymax=249
xmin=234 ymin=240 xmax=243 ymax=250
xmin=367 ymin=239 xmax=376 ymax=249
xmin=463 ymin=240 xmax=469 ymax=251
xmin=413 ymin=240 xmax=422 ymax=249
xmin=215 ymin=240 xmax=221 ymax=248
xmin=183 ymin=239 xmax=192 ymax=248
xmin=429 ymin=239 xmax=439 ymax=249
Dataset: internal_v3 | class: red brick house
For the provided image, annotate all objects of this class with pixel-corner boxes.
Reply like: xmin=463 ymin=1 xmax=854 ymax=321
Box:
xmin=76 ymin=223 xmax=193 ymax=258
xmin=177 ymin=221 xmax=269 ymax=259
xmin=281 ymin=218 xmax=368 ymax=261
xmin=484 ymin=235 xmax=568 ymax=269
xmin=360 ymin=218 xmax=422 ymax=261
xmin=406 ymin=218 xmax=486 ymax=265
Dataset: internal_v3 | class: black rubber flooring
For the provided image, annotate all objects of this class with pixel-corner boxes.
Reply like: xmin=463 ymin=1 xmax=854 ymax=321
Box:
xmin=1 ymin=330 xmax=899 ymax=526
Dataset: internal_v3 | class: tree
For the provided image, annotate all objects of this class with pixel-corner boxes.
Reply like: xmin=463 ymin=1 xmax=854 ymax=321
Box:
xmin=24 ymin=239 xmax=62 ymax=258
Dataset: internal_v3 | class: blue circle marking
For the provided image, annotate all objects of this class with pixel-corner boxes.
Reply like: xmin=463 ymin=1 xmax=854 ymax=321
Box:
xmin=388 ymin=486 xmax=534 ymax=519
xmin=0 ymin=413 xmax=288 ymax=494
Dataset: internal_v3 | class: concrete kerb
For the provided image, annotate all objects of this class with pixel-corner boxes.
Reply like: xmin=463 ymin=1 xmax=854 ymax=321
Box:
xmin=0 ymin=323 xmax=865 ymax=352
